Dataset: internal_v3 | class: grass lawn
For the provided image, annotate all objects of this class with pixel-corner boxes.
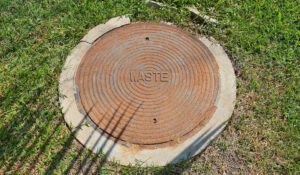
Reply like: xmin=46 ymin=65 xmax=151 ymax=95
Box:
xmin=0 ymin=0 xmax=299 ymax=174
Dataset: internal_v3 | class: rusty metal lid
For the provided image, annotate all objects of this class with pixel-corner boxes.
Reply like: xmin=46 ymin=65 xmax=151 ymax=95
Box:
xmin=75 ymin=23 xmax=219 ymax=148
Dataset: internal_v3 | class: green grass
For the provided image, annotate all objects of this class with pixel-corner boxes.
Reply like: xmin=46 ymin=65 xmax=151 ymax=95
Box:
xmin=0 ymin=0 xmax=299 ymax=174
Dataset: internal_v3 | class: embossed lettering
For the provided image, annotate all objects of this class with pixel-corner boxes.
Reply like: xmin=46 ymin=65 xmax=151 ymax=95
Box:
xmin=129 ymin=71 xmax=169 ymax=82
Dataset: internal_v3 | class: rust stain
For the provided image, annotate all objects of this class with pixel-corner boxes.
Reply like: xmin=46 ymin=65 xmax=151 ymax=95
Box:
xmin=121 ymin=144 xmax=142 ymax=155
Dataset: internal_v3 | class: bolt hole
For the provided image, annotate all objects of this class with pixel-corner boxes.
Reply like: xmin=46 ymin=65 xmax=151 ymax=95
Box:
xmin=145 ymin=37 xmax=149 ymax=41
xmin=153 ymin=118 xmax=157 ymax=123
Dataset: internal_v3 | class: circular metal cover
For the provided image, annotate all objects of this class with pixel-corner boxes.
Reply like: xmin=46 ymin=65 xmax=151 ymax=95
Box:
xmin=75 ymin=23 xmax=219 ymax=148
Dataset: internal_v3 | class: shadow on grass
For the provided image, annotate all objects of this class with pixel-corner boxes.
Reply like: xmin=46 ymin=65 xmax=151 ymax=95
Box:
xmin=2 ymin=92 xmax=224 ymax=175
xmin=1 ymin=85 xmax=64 ymax=174
xmin=47 ymin=99 xmax=224 ymax=174
xmin=43 ymin=100 xmax=145 ymax=175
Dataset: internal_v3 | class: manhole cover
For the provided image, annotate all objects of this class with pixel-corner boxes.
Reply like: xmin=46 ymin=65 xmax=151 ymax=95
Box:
xmin=75 ymin=23 xmax=219 ymax=148
xmin=60 ymin=16 xmax=236 ymax=166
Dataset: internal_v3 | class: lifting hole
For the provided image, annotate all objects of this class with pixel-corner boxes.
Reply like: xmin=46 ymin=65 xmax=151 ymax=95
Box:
xmin=153 ymin=118 xmax=157 ymax=123
xmin=145 ymin=37 xmax=150 ymax=41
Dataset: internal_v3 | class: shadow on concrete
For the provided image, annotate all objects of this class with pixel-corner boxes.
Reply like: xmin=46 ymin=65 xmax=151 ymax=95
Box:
xmin=155 ymin=121 xmax=227 ymax=175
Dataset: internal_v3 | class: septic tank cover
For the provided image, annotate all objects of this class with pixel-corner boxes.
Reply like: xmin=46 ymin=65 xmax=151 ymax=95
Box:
xmin=59 ymin=16 xmax=236 ymax=166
